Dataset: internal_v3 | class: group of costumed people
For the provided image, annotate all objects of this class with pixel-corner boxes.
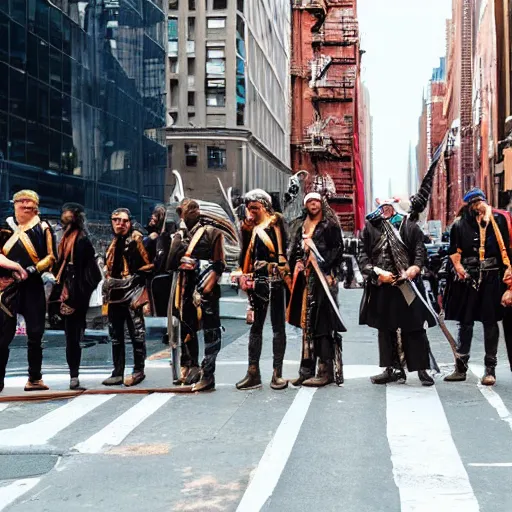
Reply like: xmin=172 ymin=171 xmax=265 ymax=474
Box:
xmin=0 ymin=184 xmax=347 ymax=393
xmin=360 ymin=184 xmax=512 ymax=388
xmin=2 ymin=179 xmax=512 ymax=394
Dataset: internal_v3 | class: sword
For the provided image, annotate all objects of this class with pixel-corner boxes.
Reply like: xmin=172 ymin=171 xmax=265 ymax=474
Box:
xmin=166 ymin=271 xmax=181 ymax=382
xmin=307 ymin=250 xmax=347 ymax=333
xmin=408 ymin=279 xmax=461 ymax=372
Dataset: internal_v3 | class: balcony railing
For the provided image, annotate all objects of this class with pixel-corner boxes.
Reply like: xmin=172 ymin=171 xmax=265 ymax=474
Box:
xmin=292 ymin=0 xmax=327 ymax=11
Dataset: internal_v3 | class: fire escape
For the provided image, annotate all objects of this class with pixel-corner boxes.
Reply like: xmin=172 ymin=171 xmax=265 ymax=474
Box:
xmin=292 ymin=0 xmax=359 ymax=233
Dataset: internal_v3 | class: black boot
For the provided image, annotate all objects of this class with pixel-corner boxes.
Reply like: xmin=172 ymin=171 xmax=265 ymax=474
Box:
xmin=0 ymin=350 xmax=9 ymax=393
xmin=185 ymin=366 xmax=201 ymax=385
xmin=444 ymin=356 xmax=468 ymax=382
xmin=290 ymin=368 xmax=313 ymax=387
xmin=236 ymin=365 xmax=262 ymax=390
xmin=418 ymin=370 xmax=434 ymax=387
xmin=371 ymin=367 xmax=399 ymax=385
xmin=173 ymin=366 xmax=190 ymax=386
xmin=102 ymin=375 xmax=124 ymax=386
xmin=481 ymin=366 xmax=496 ymax=386
xmin=192 ymin=369 xmax=215 ymax=392
xmin=303 ymin=361 xmax=334 ymax=387
xmin=270 ymin=367 xmax=288 ymax=390
xmin=395 ymin=368 xmax=407 ymax=383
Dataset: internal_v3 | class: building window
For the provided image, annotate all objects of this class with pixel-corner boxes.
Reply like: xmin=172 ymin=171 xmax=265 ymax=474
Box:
xmin=206 ymin=79 xmax=225 ymax=106
xmin=207 ymin=146 xmax=226 ymax=169
xmin=206 ymin=47 xmax=225 ymax=107
xmin=169 ymin=0 xmax=178 ymax=9
xmin=236 ymin=16 xmax=246 ymax=125
xmin=207 ymin=18 xmax=226 ymax=29
xmin=237 ymin=0 xmax=244 ymax=12
xmin=187 ymin=17 xmax=195 ymax=40
xmin=213 ymin=0 xmax=227 ymax=9
xmin=185 ymin=144 xmax=198 ymax=166
xmin=169 ymin=57 xmax=178 ymax=73
xmin=188 ymin=0 xmax=195 ymax=10
xmin=188 ymin=92 xmax=195 ymax=106
xmin=168 ymin=18 xmax=178 ymax=56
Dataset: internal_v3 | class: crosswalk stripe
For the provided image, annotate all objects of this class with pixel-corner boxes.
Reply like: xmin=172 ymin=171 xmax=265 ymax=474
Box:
xmin=0 ymin=395 xmax=114 ymax=447
xmin=73 ymin=393 xmax=173 ymax=454
xmin=0 ymin=478 xmax=41 ymax=511
xmin=236 ymin=387 xmax=317 ymax=512
xmin=386 ymin=385 xmax=479 ymax=511
xmin=476 ymin=383 xmax=512 ymax=432
xmin=0 ymin=404 xmax=9 ymax=413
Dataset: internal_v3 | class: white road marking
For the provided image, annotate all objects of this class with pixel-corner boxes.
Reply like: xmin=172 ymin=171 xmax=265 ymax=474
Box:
xmin=74 ymin=393 xmax=173 ymax=454
xmin=2 ymin=374 xmax=111 ymax=388
xmin=0 ymin=478 xmax=41 ymax=511
xmin=236 ymin=387 xmax=317 ymax=512
xmin=386 ymin=385 xmax=479 ymax=512
xmin=468 ymin=463 xmax=512 ymax=467
xmin=0 ymin=395 xmax=114 ymax=447
xmin=475 ymin=382 xmax=512 ymax=432
xmin=0 ymin=404 xmax=9 ymax=413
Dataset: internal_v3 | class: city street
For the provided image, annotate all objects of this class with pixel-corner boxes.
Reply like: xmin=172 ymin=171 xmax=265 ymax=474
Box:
xmin=1 ymin=289 xmax=512 ymax=511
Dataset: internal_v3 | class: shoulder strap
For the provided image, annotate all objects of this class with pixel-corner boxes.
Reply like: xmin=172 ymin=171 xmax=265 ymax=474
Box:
xmin=490 ymin=214 xmax=511 ymax=267
xmin=493 ymin=209 xmax=512 ymax=248
xmin=185 ymin=226 xmax=206 ymax=258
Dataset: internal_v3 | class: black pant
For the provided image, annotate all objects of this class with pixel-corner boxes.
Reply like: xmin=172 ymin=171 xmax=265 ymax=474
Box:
xmin=457 ymin=321 xmax=499 ymax=368
xmin=0 ymin=275 xmax=46 ymax=382
xmin=108 ymin=303 xmax=146 ymax=377
xmin=180 ymin=287 xmax=222 ymax=377
xmin=248 ymin=280 xmax=286 ymax=368
xmin=298 ymin=334 xmax=336 ymax=378
xmin=378 ymin=329 xmax=430 ymax=372
xmin=64 ymin=307 xmax=87 ymax=379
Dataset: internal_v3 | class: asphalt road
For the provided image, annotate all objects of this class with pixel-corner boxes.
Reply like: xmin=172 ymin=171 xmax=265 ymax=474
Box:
xmin=1 ymin=289 xmax=512 ymax=511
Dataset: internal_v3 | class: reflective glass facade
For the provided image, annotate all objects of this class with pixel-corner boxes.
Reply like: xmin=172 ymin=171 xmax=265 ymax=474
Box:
xmin=0 ymin=0 xmax=167 ymax=221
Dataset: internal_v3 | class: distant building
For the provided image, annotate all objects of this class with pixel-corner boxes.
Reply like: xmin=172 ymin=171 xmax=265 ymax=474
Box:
xmin=359 ymin=83 xmax=373 ymax=215
xmin=165 ymin=0 xmax=291 ymax=203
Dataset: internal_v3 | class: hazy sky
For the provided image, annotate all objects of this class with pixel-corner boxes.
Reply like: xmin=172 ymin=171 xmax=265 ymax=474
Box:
xmin=358 ymin=0 xmax=453 ymax=202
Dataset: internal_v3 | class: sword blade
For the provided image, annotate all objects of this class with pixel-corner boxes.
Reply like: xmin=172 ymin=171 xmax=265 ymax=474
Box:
xmin=408 ymin=279 xmax=460 ymax=368
xmin=309 ymin=253 xmax=347 ymax=332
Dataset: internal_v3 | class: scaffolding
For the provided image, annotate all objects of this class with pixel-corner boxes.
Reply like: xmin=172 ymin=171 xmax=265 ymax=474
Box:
xmin=310 ymin=58 xmax=356 ymax=101
xmin=292 ymin=0 xmax=327 ymax=12
xmin=298 ymin=115 xmax=354 ymax=157
xmin=312 ymin=8 xmax=359 ymax=46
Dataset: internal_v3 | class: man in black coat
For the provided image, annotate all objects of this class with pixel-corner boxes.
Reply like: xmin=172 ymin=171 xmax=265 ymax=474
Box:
xmin=0 ymin=190 xmax=56 ymax=392
xmin=443 ymin=188 xmax=511 ymax=386
xmin=287 ymin=193 xmax=345 ymax=387
xmin=54 ymin=203 xmax=101 ymax=390
xmin=359 ymin=201 xmax=435 ymax=386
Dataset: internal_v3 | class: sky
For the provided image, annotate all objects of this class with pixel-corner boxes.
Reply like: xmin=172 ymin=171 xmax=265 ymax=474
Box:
xmin=358 ymin=0 xmax=453 ymax=202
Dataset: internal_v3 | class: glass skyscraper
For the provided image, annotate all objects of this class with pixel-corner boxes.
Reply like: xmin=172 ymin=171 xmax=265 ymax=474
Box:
xmin=0 ymin=0 xmax=167 ymax=223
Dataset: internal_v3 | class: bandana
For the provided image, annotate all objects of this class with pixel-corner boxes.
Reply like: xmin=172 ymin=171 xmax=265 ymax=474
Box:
xmin=303 ymin=192 xmax=322 ymax=206
xmin=245 ymin=189 xmax=273 ymax=211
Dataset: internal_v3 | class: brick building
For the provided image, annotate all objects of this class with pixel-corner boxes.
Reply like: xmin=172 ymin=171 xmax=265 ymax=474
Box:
xmin=290 ymin=0 xmax=366 ymax=234
xmin=417 ymin=0 xmax=512 ymax=229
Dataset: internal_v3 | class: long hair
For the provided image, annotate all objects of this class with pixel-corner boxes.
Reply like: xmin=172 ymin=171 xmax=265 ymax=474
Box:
xmin=298 ymin=198 xmax=340 ymax=226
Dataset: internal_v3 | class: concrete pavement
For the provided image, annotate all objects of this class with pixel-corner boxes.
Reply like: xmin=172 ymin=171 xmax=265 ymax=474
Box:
xmin=1 ymin=289 xmax=512 ymax=511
